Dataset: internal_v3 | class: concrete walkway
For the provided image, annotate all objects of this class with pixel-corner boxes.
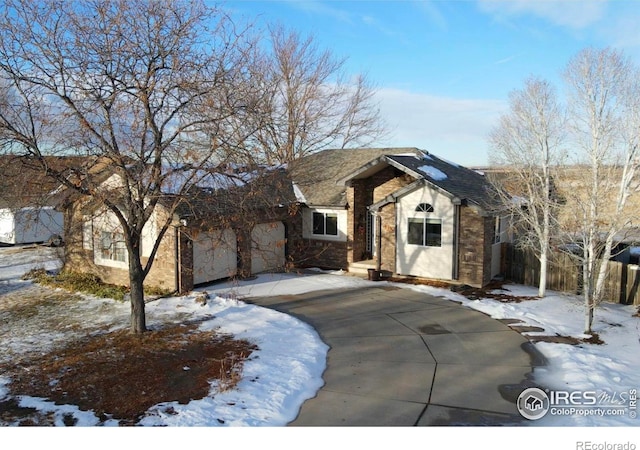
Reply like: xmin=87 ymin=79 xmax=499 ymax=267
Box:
xmin=247 ymin=284 xmax=546 ymax=426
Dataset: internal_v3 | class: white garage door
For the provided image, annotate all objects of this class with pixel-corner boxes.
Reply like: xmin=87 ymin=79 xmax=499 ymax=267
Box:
xmin=251 ymin=222 xmax=285 ymax=274
xmin=193 ymin=229 xmax=237 ymax=285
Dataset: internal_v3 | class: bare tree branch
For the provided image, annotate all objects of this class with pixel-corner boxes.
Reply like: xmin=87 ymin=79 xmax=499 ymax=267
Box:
xmin=0 ymin=0 xmax=262 ymax=333
xmin=224 ymin=25 xmax=388 ymax=164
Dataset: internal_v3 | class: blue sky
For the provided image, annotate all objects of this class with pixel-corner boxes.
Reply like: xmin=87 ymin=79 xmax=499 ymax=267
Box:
xmin=224 ymin=0 xmax=640 ymax=166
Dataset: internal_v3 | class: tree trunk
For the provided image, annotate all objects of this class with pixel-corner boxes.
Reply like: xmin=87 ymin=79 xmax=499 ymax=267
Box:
xmin=584 ymin=296 xmax=594 ymax=334
xmin=583 ymin=262 xmax=594 ymax=334
xmin=129 ymin=252 xmax=147 ymax=334
xmin=538 ymin=249 xmax=547 ymax=298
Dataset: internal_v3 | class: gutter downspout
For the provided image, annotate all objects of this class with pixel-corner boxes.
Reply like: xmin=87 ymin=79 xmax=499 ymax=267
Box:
xmin=174 ymin=225 xmax=181 ymax=294
xmin=375 ymin=212 xmax=382 ymax=272
xmin=452 ymin=199 xmax=461 ymax=281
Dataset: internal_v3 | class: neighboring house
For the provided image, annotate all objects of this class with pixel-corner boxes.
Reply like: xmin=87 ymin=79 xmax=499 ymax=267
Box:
xmin=0 ymin=207 xmax=63 ymax=246
xmin=289 ymin=148 xmax=507 ymax=287
xmin=63 ymin=165 xmax=298 ymax=293
xmin=482 ymin=165 xmax=640 ymax=265
xmin=0 ymin=156 xmax=87 ymax=245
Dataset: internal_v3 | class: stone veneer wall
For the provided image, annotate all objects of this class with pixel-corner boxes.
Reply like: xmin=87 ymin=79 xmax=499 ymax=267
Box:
xmin=378 ymin=202 xmax=396 ymax=272
xmin=64 ymin=203 xmax=179 ymax=292
xmin=347 ymin=166 xmax=414 ymax=265
xmin=293 ymin=239 xmax=349 ymax=270
xmin=457 ymin=206 xmax=493 ymax=287
xmin=347 ymin=179 xmax=369 ymax=264
xmin=372 ymin=172 xmax=414 ymax=204
xmin=66 ymin=198 xmax=304 ymax=292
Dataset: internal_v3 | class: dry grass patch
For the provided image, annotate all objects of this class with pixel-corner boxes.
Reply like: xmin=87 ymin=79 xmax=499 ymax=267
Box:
xmin=0 ymin=323 xmax=257 ymax=425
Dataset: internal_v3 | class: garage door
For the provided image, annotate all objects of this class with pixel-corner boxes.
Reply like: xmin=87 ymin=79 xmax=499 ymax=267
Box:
xmin=251 ymin=222 xmax=285 ymax=274
xmin=192 ymin=229 xmax=237 ymax=285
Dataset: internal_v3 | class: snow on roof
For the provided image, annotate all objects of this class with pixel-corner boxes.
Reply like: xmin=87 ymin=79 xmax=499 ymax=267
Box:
xmin=511 ymin=195 xmax=528 ymax=206
xmin=161 ymin=164 xmax=288 ymax=195
xmin=162 ymin=170 xmax=249 ymax=194
xmin=292 ymin=182 xmax=307 ymax=204
xmin=417 ymin=165 xmax=448 ymax=181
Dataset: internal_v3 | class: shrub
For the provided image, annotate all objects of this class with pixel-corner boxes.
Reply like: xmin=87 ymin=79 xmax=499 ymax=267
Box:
xmin=21 ymin=267 xmax=50 ymax=283
xmin=23 ymin=269 xmax=174 ymax=301
xmin=24 ymin=269 xmax=128 ymax=301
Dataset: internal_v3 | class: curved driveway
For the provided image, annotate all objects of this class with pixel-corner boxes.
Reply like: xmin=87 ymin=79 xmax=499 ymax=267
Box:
xmin=248 ymin=284 xmax=545 ymax=426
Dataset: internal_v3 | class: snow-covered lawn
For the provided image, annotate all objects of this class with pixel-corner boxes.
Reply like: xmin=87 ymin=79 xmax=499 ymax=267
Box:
xmin=1 ymin=245 xmax=639 ymax=434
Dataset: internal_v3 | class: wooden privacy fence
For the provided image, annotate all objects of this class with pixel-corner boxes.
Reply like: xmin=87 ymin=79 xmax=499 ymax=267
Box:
xmin=503 ymin=244 xmax=640 ymax=306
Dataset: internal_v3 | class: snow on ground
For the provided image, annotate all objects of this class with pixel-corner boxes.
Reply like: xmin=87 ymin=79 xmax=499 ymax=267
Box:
xmin=1 ymin=245 xmax=639 ymax=429
xmin=0 ymin=244 xmax=63 ymax=280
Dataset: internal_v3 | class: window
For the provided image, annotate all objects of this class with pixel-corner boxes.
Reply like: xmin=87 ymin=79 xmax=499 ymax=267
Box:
xmin=415 ymin=203 xmax=434 ymax=212
xmin=408 ymin=218 xmax=442 ymax=247
xmin=312 ymin=212 xmax=338 ymax=236
xmin=100 ymin=231 xmax=127 ymax=262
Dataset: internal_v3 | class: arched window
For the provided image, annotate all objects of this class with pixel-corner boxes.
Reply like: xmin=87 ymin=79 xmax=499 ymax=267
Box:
xmin=415 ymin=203 xmax=434 ymax=212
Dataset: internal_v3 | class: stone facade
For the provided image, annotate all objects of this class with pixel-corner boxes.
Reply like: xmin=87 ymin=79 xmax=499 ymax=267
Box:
xmin=378 ymin=202 xmax=396 ymax=273
xmin=293 ymin=238 xmax=349 ymax=270
xmin=347 ymin=166 xmax=414 ymax=265
xmin=64 ymin=201 xmax=182 ymax=292
xmin=300 ymin=164 xmax=497 ymax=287
xmin=457 ymin=206 xmax=493 ymax=287
xmin=64 ymin=199 xmax=303 ymax=293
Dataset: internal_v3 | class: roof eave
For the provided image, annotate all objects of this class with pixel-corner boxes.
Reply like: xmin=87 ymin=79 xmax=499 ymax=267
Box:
xmin=303 ymin=203 xmax=348 ymax=209
xmin=337 ymin=155 xmax=424 ymax=186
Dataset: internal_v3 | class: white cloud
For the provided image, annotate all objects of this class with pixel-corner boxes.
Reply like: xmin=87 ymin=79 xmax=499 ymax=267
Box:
xmin=599 ymin=7 xmax=640 ymax=51
xmin=375 ymin=87 xmax=507 ymax=166
xmin=361 ymin=14 xmax=397 ymax=38
xmin=477 ymin=0 xmax=608 ymax=30
xmin=287 ymin=0 xmax=354 ymax=24
xmin=414 ymin=0 xmax=448 ymax=31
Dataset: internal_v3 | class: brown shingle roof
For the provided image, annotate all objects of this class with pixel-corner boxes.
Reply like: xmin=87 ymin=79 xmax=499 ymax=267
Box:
xmin=0 ymin=155 xmax=90 ymax=209
xmin=288 ymin=148 xmax=422 ymax=207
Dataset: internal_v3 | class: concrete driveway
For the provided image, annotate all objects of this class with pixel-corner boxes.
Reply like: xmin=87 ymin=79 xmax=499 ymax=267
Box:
xmin=247 ymin=284 xmax=545 ymax=426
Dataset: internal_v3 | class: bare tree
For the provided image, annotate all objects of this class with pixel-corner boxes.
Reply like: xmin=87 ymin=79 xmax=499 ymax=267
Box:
xmin=0 ymin=0 xmax=261 ymax=333
xmin=488 ymin=77 xmax=566 ymax=297
xmin=228 ymin=25 xmax=387 ymax=164
xmin=562 ymin=47 xmax=640 ymax=333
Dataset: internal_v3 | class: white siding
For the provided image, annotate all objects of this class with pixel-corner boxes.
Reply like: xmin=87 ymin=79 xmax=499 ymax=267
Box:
xmin=396 ymin=187 xmax=455 ymax=280
xmin=0 ymin=207 xmax=63 ymax=245
xmin=82 ymin=217 xmax=93 ymax=250
xmin=141 ymin=211 xmax=158 ymax=258
xmin=491 ymin=215 xmax=509 ymax=278
xmin=0 ymin=209 xmax=16 ymax=244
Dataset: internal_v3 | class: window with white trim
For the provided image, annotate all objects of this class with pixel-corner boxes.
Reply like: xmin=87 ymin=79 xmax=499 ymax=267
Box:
xmin=408 ymin=218 xmax=442 ymax=247
xmin=100 ymin=231 xmax=127 ymax=262
xmin=312 ymin=212 xmax=338 ymax=236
